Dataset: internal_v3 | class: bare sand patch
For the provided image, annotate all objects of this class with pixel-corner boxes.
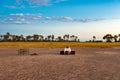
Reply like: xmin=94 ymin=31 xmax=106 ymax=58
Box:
xmin=113 ymin=46 xmax=120 ymax=49
xmin=96 ymin=51 xmax=119 ymax=54
xmin=0 ymin=47 xmax=120 ymax=80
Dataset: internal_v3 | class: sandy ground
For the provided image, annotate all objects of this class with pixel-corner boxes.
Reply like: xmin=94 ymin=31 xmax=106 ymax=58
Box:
xmin=0 ymin=47 xmax=120 ymax=80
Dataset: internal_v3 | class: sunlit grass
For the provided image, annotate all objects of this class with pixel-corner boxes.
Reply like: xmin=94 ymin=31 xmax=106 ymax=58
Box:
xmin=0 ymin=42 xmax=120 ymax=48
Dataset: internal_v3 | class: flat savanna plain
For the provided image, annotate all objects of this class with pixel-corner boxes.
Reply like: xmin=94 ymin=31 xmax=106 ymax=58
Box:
xmin=0 ymin=42 xmax=120 ymax=80
xmin=0 ymin=42 xmax=120 ymax=48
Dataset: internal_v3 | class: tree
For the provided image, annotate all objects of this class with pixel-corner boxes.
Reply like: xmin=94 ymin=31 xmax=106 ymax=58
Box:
xmin=16 ymin=35 xmax=21 ymax=41
xmin=20 ymin=34 xmax=25 ymax=41
xmin=26 ymin=35 xmax=33 ymax=41
xmin=57 ymin=36 xmax=62 ymax=41
xmin=11 ymin=35 xmax=21 ymax=41
xmin=113 ymin=35 xmax=118 ymax=42
xmin=70 ymin=35 xmax=75 ymax=41
xmin=47 ymin=35 xmax=51 ymax=41
xmin=70 ymin=35 xmax=78 ymax=42
xmin=51 ymin=34 xmax=54 ymax=41
xmin=75 ymin=36 xmax=78 ymax=42
xmin=63 ymin=34 xmax=69 ymax=41
xmin=93 ymin=36 xmax=96 ymax=42
xmin=0 ymin=34 xmax=3 ymax=41
xmin=39 ymin=35 xmax=44 ymax=41
xmin=103 ymin=34 xmax=113 ymax=42
xmin=3 ymin=32 xmax=10 ymax=41
xmin=11 ymin=35 xmax=17 ymax=41
xmin=118 ymin=34 xmax=120 ymax=42
xmin=33 ymin=34 xmax=39 ymax=41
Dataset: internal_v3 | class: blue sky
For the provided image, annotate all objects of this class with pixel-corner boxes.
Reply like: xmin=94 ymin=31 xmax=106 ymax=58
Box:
xmin=0 ymin=0 xmax=120 ymax=41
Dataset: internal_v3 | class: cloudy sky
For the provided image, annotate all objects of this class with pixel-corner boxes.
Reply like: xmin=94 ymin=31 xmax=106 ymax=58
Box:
xmin=0 ymin=0 xmax=120 ymax=41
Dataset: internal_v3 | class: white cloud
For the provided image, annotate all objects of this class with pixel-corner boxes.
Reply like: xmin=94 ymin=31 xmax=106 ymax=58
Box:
xmin=4 ymin=0 xmax=67 ymax=9
xmin=51 ymin=16 xmax=73 ymax=22
xmin=32 ymin=17 xmax=40 ymax=20
xmin=30 ymin=6 xmax=39 ymax=8
xmin=10 ymin=13 xmax=24 ymax=17
xmin=63 ymin=16 xmax=73 ymax=21
xmin=25 ymin=14 xmax=42 ymax=20
xmin=94 ymin=18 xmax=106 ymax=21
xmin=54 ymin=0 xmax=67 ymax=3
xmin=14 ymin=0 xmax=67 ymax=7
xmin=20 ymin=18 xmax=25 ymax=21
xmin=45 ymin=17 xmax=52 ymax=20
xmin=31 ymin=16 xmax=42 ymax=20
xmin=5 ymin=5 xmax=25 ymax=9
xmin=25 ymin=0 xmax=50 ymax=6
xmin=14 ymin=21 xmax=22 ymax=24
xmin=5 ymin=6 xmax=17 ymax=9
xmin=1 ymin=13 xmax=120 ymax=25
xmin=13 ymin=21 xmax=32 ymax=25
xmin=25 ymin=0 xmax=67 ymax=6
xmin=53 ymin=16 xmax=63 ymax=21
xmin=38 ymin=16 xmax=42 ymax=18
xmin=81 ymin=18 xmax=92 ymax=23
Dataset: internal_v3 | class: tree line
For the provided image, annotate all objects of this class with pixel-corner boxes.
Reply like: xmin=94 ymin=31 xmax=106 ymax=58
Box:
xmin=0 ymin=32 xmax=79 ymax=42
xmin=103 ymin=34 xmax=120 ymax=42
xmin=0 ymin=32 xmax=120 ymax=42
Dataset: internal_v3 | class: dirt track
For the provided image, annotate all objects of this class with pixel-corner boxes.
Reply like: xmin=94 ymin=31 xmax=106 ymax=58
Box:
xmin=0 ymin=47 xmax=120 ymax=80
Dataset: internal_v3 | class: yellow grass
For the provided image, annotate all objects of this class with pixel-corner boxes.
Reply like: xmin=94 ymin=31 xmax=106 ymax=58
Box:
xmin=0 ymin=42 xmax=120 ymax=48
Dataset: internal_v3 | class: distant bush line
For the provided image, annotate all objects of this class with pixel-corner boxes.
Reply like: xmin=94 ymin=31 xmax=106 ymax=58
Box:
xmin=0 ymin=32 xmax=120 ymax=42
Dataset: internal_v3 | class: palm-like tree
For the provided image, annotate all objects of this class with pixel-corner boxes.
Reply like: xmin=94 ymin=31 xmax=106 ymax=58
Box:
xmin=63 ymin=35 xmax=66 ymax=41
xmin=39 ymin=35 xmax=43 ymax=41
xmin=47 ymin=35 xmax=51 ymax=41
xmin=26 ymin=35 xmax=33 ymax=41
xmin=3 ymin=32 xmax=10 ymax=41
xmin=57 ymin=36 xmax=62 ymax=41
xmin=20 ymin=34 xmax=25 ymax=41
xmin=39 ymin=35 xmax=44 ymax=41
xmin=16 ymin=35 xmax=21 ymax=41
xmin=93 ymin=36 xmax=96 ymax=42
xmin=0 ymin=34 xmax=3 ymax=41
xmin=51 ymin=34 xmax=54 ymax=41
xmin=75 ymin=36 xmax=78 ymax=42
xmin=70 ymin=35 xmax=78 ymax=42
xmin=103 ymin=34 xmax=113 ymax=42
xmin=70 ymin=35 xmax=75 ymax=41
xmin=11 ymin=35 xmax=20 ymax=41
xmin=33 ymin=34 xmax=39 ymax=41
xmin=11 ymin=35 xmax=17 ymax=41
xmin=63 ymin=34 xmax=69 ymax=41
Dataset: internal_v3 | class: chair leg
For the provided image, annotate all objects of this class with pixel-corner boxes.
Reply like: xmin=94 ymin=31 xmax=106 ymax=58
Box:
xmin=65 ymin=51 xmax=69 ymax=55
xmin=60 ymin=51 xmax=64 ymax=55
xmin=70 ymin=51 xmax=75 ymax=55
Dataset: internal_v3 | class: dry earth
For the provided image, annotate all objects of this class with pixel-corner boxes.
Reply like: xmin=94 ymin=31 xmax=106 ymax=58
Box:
xmin=0 ymin=47 xmax=120 ymax=80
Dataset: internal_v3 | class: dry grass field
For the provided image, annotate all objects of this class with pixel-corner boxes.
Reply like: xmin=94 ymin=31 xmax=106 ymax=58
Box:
xmin=0 ymin=42 xmax=120 ymax=48
xmin=0 ymin=42 xmax=120 ymax=80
